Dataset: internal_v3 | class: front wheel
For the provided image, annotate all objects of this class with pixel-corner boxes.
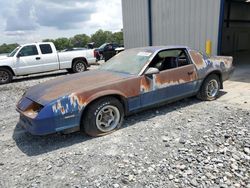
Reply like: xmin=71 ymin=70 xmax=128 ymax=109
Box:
xmin=0 ymin=68 xmax=13 ymax=84
xmin=82 ymin=97 xmax=124 ymax=137
xmin=197 ymin=74 xmax=221 ymax=101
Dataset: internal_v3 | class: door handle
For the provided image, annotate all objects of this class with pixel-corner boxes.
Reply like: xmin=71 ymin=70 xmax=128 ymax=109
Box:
xmin=36 ymin=57 xmax=41 ymax=60
xmin=188 ymin=71 xmax=194 ymax=75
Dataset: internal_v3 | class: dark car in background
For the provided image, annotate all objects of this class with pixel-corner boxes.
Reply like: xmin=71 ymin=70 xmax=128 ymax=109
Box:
xmin=95 ymin=43 xmax=124 ymax=61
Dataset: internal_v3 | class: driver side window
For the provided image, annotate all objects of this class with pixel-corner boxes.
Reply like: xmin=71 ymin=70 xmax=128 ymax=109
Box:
xmin=18 ymin=45 xmax=38 ymax=57
xmin=149 ymin=49 xmax=190 ymax=72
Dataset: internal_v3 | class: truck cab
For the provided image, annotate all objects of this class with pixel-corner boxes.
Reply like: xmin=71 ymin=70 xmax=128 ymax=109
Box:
xmin=0 ymin=42 xmax=96 ymax=84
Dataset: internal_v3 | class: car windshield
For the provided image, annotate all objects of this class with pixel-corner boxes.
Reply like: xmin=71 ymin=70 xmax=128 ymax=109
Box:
xmin=98 ymin=43 xmax=108 ymax=49
xmin=8 ymin=46 xmax=21 ymax=57
xmin=99 ymin=49 xmax=154 ymax=75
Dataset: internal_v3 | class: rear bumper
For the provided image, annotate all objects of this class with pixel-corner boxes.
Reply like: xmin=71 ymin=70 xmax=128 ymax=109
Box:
xmin=87 ymin=58 xmax=97 ymax=66
xmin=222 ymin=66 xmax=235 ymax=81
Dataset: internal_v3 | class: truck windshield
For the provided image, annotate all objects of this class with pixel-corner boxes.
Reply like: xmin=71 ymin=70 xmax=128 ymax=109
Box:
xmin=99 ymin=49 xmax=153 ymax=75
xmin=8 ymin=46 xmax=21 ymax=57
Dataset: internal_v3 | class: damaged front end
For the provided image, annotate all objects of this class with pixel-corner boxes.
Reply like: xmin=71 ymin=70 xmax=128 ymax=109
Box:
xmin=16 ymin=95 xmax=83 ymax=135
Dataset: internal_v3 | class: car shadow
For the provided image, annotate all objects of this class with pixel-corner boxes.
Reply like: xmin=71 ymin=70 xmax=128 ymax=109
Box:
xmin=12 ymin=71 xmax=69 ymax=83
xmin=11 ymin=68 xmax=93 ymax=84
xmin=122 ymin=97 xmax=203 ymax=128
xmin=12 ymin=96 xmax=206 ymax=156
xmin=12 ymin=125 xmax=92 ymax=156
xmin=217 ymin=91 xmax=227 ymax=98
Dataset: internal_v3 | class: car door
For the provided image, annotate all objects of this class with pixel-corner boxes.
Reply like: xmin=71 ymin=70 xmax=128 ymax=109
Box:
xmin=38 ymin=44 xmax=59 ymax=71
xmin=15 ymin=44 xmax=42 ymax=75
xmin=140 ymin=49 xmax=198 ymax=107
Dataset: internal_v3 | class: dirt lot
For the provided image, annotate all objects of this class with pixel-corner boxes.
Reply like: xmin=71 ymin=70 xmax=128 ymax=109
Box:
xmin=0 ymin=64 xmax=249 ymax=188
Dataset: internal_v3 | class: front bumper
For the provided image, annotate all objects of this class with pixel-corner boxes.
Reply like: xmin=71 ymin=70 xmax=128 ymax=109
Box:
xmin=16 ymin=95 xmax=84 ymax=135
xmin=18 ymin=114 xmax=58 ymax=135
xmin=17 ymin=112 xmax=81 ymax=135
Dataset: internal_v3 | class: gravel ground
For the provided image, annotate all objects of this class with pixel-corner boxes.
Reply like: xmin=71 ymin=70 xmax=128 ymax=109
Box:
xmin=0 ymin=65 xmax=249 ymax=188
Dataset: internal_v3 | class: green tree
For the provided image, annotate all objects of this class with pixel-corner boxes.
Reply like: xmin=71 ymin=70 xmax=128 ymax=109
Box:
xmin=91 ymin=29 xmax=113 ymax=47
xmin=71 ymin=34 xmax=90 ymax=48
xmin=112 ymin=31 xmax=123 ymax=45
xmin=0 ymin=43 xmax=19 ymax=54
xmin=0 ymin=29 xmax=124 ymax=53
xmin=53 ymin=38 xmax=73 ymax=51
xmin=42 ymin=39 xmax=55 ymax=43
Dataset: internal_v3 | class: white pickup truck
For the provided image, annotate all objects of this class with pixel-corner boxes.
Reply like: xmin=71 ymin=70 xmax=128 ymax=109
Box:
xmin=0 ymin=42 xmax=97 ymax=84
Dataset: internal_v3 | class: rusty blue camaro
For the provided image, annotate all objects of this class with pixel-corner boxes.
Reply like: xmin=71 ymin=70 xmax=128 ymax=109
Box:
xmin=16 ymin=46 xmax=234 ymax=136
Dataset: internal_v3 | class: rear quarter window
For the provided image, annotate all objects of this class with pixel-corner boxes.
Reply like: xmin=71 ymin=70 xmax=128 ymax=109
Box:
xmin=39 ymin=44 xmax=53 ymax=54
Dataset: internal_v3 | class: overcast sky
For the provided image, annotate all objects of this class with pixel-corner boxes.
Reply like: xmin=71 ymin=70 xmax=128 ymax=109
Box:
xmin=0 ymin=0 xmax=123 ymax=45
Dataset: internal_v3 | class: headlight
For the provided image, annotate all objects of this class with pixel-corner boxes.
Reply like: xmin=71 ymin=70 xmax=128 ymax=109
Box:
xmin=17 ymin=97 xmax=43 ymax=118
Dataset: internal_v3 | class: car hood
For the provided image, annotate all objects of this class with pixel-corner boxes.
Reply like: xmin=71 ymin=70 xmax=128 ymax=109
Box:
xmin=0 ymin=55 xmax=8 ymax=60
xmin=0 ymin=56 xmax=12 ymax=64
xmin=25 ymin=70 xmax=132 ymax=105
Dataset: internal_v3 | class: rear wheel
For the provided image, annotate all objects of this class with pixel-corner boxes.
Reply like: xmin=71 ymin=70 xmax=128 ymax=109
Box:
xmin=72 ymin=60 xmax=87 ymax=73
xmin=197 ymin=74 xmax=221 ymax=101
xmin=0 ymin=68 xmax=13 ymax=84
xmin=82 ymin=97 xmax=124 ymax=137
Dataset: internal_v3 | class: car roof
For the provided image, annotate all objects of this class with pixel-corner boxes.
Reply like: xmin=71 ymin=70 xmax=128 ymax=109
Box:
xmin=131 ymin=46 xmax=189 ymax=53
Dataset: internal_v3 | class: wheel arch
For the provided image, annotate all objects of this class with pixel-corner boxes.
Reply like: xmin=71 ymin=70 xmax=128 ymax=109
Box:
xmin=72 ymin=57 xmax=88 ymax=68
xmin=0 ymin=66 xmax=15 ymax=76
xmin=79 ymin=92 xmax=128 ymax=129
xmin=202 ymin=70 xmax=223 ymax=89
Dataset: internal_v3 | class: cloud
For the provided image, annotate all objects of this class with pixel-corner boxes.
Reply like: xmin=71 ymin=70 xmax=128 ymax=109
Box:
xmin=35 ymin=1 xmax=95 ymax=29
xmin=3 ymin=0 xmax=37 ymax=32
xmin=2 ymin=0 xmax=97 ymax=32
xmin=4 ymin=31 xmax=27 ymax=36
xmin=0 ymin=0 xmax=122 ymax=44
xmin=85 ymin=0 xmax=123 ymax=33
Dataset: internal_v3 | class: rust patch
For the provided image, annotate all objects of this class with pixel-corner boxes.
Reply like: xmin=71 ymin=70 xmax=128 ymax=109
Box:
xmin=68 ymin=77 xmax=142 ymax=106
xmin=35 ymin=70 xmax=127 ymax=103
xmin=140 ymin=77 xmax=153 ymax=92
xmin=189 ymin=50 xmax=206 ymax=69
xmin=155 ymin=65 xmax=198 ymax=87
xmin=139 ymin=64 xmax=198 ymax=93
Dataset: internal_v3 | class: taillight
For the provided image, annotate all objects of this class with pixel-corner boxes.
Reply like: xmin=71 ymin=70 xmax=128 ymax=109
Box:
xmin=94 ymin=50 xmax=97 ymax=58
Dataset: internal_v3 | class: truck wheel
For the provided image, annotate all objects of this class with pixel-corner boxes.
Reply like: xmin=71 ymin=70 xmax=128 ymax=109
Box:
xmin=197 ymin=74 xmax=221 ymax=101
xmin=72 ymin=60 xmax=87 ymax=73
xmin=0 ymin=68 xmax=13 ymax=84
xmin=82 ymin=97 xmax=124 ymax=137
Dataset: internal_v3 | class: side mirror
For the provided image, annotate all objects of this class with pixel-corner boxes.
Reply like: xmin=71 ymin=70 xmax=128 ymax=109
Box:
xmin=145 ymin=67 xmax=160 ymax=76
xmin=16 ymin=53 xmax=21 ymax=58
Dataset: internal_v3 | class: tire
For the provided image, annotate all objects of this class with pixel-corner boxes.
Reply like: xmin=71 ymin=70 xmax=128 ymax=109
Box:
xmin=72 ymin=60 xmax=87 ymax=73
xmin=0 ymin=68 xmax=13 ymax=84
xmin=197 ymin=74 xmax=221 ymax=101
xmin=82 ymin=97 xmax=124 ymax=137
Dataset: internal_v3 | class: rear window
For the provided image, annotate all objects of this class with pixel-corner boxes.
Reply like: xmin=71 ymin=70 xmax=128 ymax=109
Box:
xmin=39 ymin=44 xmax=53 ymax=54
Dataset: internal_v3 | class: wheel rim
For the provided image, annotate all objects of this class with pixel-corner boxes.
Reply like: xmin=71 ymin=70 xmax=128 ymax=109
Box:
xmin=75 ymin=62 xmax=85 ymax=72
xmin=96 ymin=105 xmax=120 ymax=132
xmin=206 ymin=79 xmax=219 ymax=97
xmin=0 ymin=71 xmax=9 ymax=82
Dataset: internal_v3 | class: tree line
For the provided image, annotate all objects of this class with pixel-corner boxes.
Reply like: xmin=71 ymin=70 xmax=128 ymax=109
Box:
xmin=0 ymin=29 xmax=123 ymax=54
